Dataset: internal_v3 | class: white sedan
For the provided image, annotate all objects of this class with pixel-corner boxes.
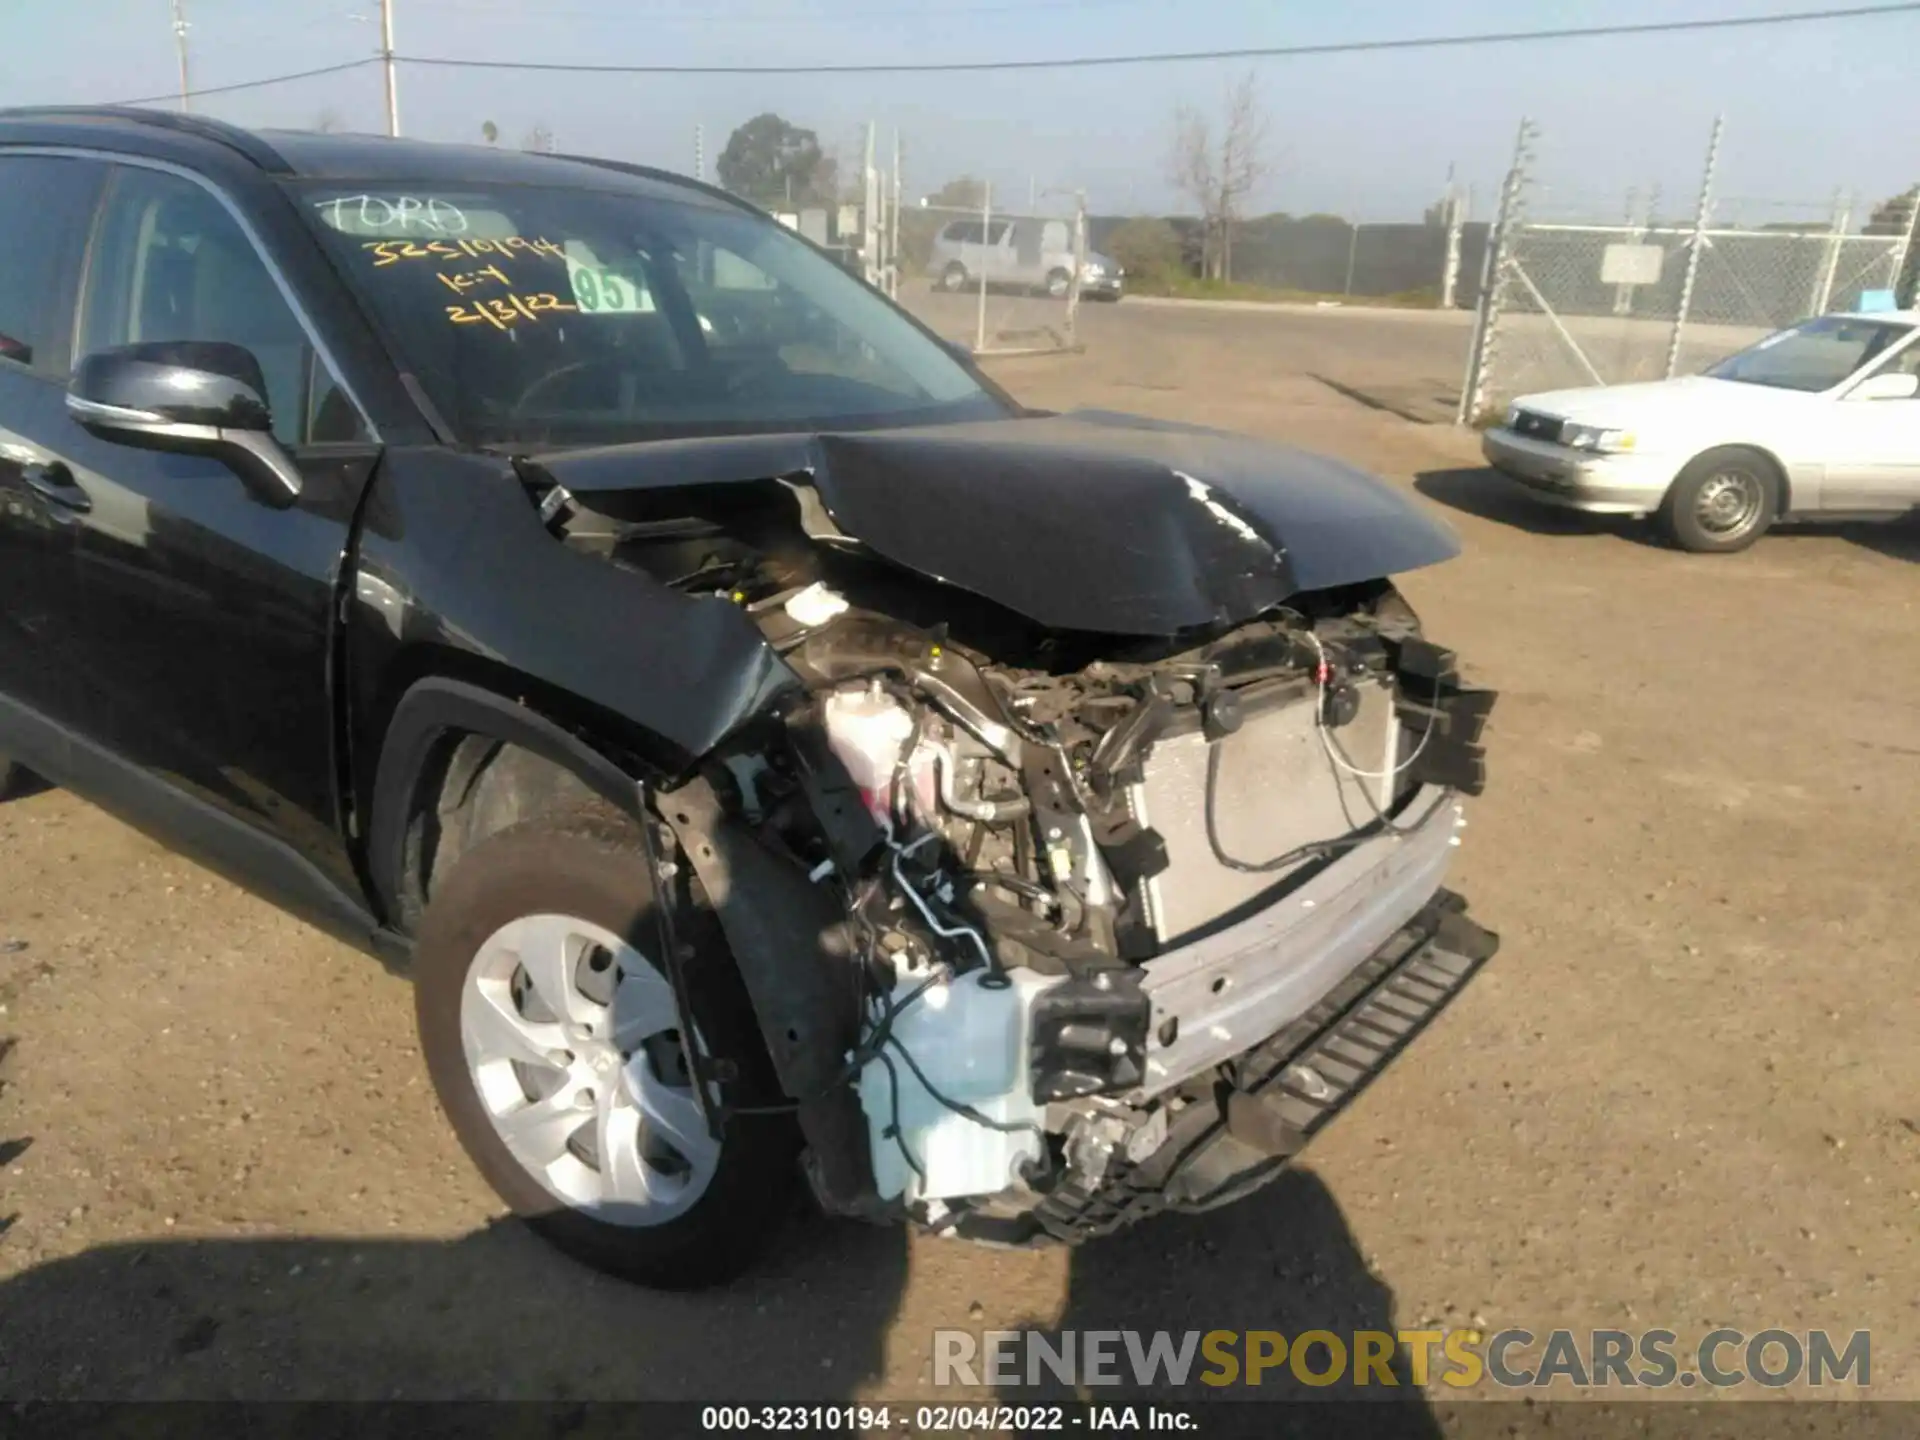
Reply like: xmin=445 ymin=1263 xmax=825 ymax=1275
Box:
xmin=1481 ymin=310 xmax=1920 ymax=552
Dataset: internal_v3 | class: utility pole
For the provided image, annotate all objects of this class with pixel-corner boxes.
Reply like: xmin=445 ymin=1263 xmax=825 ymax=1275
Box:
xmin=170 ymin=0 xmax=192 ymax=112
xmin=693 ymin=123 xmax=704 ymax=182
xmin=380 ymin=0 xmax=400 ymax=138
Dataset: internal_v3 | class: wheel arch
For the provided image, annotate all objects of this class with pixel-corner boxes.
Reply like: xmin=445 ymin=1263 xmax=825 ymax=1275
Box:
xmin=365 ymin=665 xmax=679 ymax=939
xmin=1673 ymin=440 xmax=1794 ymax=513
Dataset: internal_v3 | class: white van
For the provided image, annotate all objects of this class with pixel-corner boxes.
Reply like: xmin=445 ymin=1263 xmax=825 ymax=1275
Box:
xmin=926 ymin=215 xmax=1122 ymax=300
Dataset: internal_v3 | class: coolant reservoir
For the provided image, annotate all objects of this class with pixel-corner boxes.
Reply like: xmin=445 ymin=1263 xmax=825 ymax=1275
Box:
xmin=858 ymin=968 xmax=1063 ymax=1206
xmin=823 ymin=683 xmax=932 ymax=824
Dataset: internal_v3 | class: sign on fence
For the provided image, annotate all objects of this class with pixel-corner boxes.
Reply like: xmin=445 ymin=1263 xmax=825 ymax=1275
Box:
xmin=1600 ymin=243 xmax=1665 ymax=286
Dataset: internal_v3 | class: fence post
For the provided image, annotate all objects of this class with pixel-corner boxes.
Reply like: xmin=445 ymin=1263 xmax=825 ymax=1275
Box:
xmin=976 ymin=183 xmax=990 ymax=354
xmin=1892 ymin=187 xmax=1920 ymax=308
xmin=887 ymin=131 xmax=902 ymax=299
xmin=1067 ymin=190 xmax=1086 ymax=348
xmin=1343 ymin=219 xmax=1359 ymax=297
xmin=1440 ymin=177 xmax=1465 ymax=310
xmin=1810 ymin=189 xmax=1853 ymax=317
xmin=1662 ymin=114 xmax=1722 ymax=380
xmin=1456 ymin=116 xmax=1535 ymax=425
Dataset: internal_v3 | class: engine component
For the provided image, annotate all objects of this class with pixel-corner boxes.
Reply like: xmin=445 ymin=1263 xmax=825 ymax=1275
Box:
xmin=1028 ymin=968 xmax=1151 ymax=1100
xmin=857 ymin=967 xmax=1062 ymax=1204
xmin=822 ymin=682 xmax=934 ymax=825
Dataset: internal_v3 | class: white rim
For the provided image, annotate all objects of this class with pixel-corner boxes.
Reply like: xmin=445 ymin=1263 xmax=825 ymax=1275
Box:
xmin=459 ymin=914 xmax=720 ymax=1226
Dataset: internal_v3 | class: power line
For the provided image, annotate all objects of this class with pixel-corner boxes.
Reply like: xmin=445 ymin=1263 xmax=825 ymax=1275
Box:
xmin=410 ymin=0 xmax=1151 ymax=18
xmin=89 ymin=1 xmax=1920 ymax=103
xmin=107 ymin=57 xmax=381 ymax=107
xmin=394 ymin=1 xmax=1920 ymax=74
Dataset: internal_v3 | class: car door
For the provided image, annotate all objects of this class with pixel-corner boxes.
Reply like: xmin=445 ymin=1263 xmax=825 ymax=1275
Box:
xmin=0 ymin=152 xmax=109 ymax=755
xmin=1821 ymin=340 xmax=1920 ymax=511
xmin=54 ymin=161 xmax=380 ymax=894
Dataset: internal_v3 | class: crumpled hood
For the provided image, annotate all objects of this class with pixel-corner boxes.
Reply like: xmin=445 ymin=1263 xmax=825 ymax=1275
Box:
xmin=535 ymin=409 xmax=1460 ymax=635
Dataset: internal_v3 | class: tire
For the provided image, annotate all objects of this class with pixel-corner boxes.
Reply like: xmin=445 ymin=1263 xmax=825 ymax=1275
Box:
xmin=1044 ymin=267 xmax=1072 ymax=299
xmin=412 ymin=803 xmax=800 ymax=1288
xmin=939 ymin=262 xmax=969 ymax=292
xmin=1657 ymin=447 xmax=1780 ymax=553
xmin=0 ymin=757 xmax=28 ymax=802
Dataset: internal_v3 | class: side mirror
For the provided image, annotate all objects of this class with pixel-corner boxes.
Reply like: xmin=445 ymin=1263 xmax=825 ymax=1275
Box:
xmin=66 ymin=341 xmax=302 ymax=506
xmin=1848 ymin=370 xmax=1920 ymax=402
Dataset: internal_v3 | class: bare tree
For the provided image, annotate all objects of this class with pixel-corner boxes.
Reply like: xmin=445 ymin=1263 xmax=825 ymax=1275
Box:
xmin=310 ymin=107 xmax=344 ymax=134
xmin=1168 ymin=72 xmax=1271 ymax=282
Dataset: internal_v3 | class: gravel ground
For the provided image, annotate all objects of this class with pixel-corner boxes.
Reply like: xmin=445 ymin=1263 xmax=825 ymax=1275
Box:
xmin=1 ymin=301 xmax=1915 ymax=1408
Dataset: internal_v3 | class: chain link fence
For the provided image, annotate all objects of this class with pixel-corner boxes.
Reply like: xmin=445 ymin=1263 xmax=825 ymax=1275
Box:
xmin=1459 ymin=119 xmax=1919 ymax=422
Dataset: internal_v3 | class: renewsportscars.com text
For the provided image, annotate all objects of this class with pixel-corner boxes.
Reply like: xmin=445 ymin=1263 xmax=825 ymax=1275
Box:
xmin=933 ymin=1327 xmax=1871 ymax=1390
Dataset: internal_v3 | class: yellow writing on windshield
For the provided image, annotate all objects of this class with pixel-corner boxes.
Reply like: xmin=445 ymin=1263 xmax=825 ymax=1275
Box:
xmin=363 ymin=236 xmax=566 ymax=268
xmin=437 ymin=264 xmax=511 ymax=295
xmin=445 ymin=293 xmax=579 ymax=330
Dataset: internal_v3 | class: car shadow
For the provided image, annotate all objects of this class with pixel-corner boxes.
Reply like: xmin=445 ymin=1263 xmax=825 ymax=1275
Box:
xmin=1830 ymin=512 xmax=1920 ymax=563
xmin=1413 ymin=467 xmax=1651 ymax=545
xmin=1035 ymin=1168 xmax=1446 ymax=1433
xmin=0 ymin=766 xmax=54 ymax=803
xmin=0 ymin=1205 xmax=911 ymax=1402
xmin=0 ymin=1161 xmax=1438 ymax=1431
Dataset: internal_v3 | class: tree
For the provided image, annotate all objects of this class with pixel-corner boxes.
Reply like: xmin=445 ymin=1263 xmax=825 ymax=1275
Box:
xmin=1167 ymin=72 xmax=1271 ymax=282
xmin=717 ymin=113 xmax=832 ymax=208
xmin=480 ymin=120 xmax=499 ymax=145
xmin=1105 ymin=217 xmax=1183 ymax=287
xmin=310 ymin=108 xmax=343 ymax=134
xmin=1866 ymin=184 xmax=1920 ymax=305
xmin=929 ymin=175 xmax=988 ymax=211
xmin=1864 ymin=183 xmax=1918 ymax=236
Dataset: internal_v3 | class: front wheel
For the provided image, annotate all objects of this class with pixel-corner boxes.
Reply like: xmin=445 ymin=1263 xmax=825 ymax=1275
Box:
xmin=1657 ymin=446 xmax=1780 ymax=553
xmin=411 ymin=805 xmax=800 ymax=1288
xmin=0 ymin=757 xmax=29 ymax=802
xmin=939 ymin=262 xmax=970 ymax=292
xmin=1044 ymin=267 xmax=1072 ymax=299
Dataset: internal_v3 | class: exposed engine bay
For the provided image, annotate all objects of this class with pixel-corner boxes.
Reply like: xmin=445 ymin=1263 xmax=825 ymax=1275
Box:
xmin=552 ymin=452 xmax=1499 ymax=1245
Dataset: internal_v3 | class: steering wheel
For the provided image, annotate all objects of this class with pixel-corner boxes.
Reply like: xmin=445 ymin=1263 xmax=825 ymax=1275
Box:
xmin=510 ymin=360 xmax=596 ymax=417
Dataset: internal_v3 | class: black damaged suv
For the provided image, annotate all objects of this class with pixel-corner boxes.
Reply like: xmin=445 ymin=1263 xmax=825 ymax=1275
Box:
xmin=0 ymin=108 xmax=1497 ymax=1287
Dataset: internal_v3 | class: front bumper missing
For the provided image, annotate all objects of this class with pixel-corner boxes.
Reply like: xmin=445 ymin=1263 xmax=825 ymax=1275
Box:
xmin=1023 ymin=888 xmax=1497 ymax=1243
xmin=1134 ymin=784 xmax=1461 ymax=1097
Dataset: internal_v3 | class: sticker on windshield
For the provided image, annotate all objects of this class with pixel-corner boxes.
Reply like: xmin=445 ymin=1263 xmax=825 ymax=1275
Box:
xmin=563 ymin=241 xmax=654 ymax=314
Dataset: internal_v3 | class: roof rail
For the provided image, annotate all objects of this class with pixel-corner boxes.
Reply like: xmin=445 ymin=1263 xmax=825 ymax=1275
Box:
xmin=548 ymin=151 xmax=762 ymax=217
xmin=0 ymin=105 xmax=292 ymax=174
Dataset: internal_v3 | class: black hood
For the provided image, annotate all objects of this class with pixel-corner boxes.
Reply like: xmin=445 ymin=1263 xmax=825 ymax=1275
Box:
xmin=535 ymin=409 xmax=1459 ymax=636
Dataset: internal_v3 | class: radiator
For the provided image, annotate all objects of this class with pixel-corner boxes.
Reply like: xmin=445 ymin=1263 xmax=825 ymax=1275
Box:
xmin=1126 ymin=678 xmax=1402 ymax=946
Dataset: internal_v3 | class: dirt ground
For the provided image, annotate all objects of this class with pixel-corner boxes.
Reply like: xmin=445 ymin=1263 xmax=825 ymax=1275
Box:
xmin=1 ymin=299 xmax=1916 ymax=1409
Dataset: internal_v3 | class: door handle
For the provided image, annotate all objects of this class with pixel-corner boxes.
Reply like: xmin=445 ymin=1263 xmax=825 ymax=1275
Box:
xmin=22 ymin=462 xmax=91 ymax=514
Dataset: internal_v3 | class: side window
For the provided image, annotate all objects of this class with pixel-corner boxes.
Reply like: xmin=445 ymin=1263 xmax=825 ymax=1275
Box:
xmin=942 ymin=221 xmax=980 ymax=245
xmin=78 ymin=167 xmax=366 ymax=445
xmin=0 ymin=155 xmax=105 ymax=372
xmin=985 ymin=220 xmax=1013 ymax=245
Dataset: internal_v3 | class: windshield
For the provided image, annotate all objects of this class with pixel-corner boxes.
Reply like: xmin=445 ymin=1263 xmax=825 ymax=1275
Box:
xmin=1706 ymin=315 xmax=1915 ymax=393
xmin=300 ymin=181 xmax=1003 ymax=446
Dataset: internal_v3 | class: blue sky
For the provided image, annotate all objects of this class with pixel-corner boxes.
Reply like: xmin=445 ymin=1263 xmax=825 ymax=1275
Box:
xmin=4 ymin=0 xmax=1917 ymax=223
